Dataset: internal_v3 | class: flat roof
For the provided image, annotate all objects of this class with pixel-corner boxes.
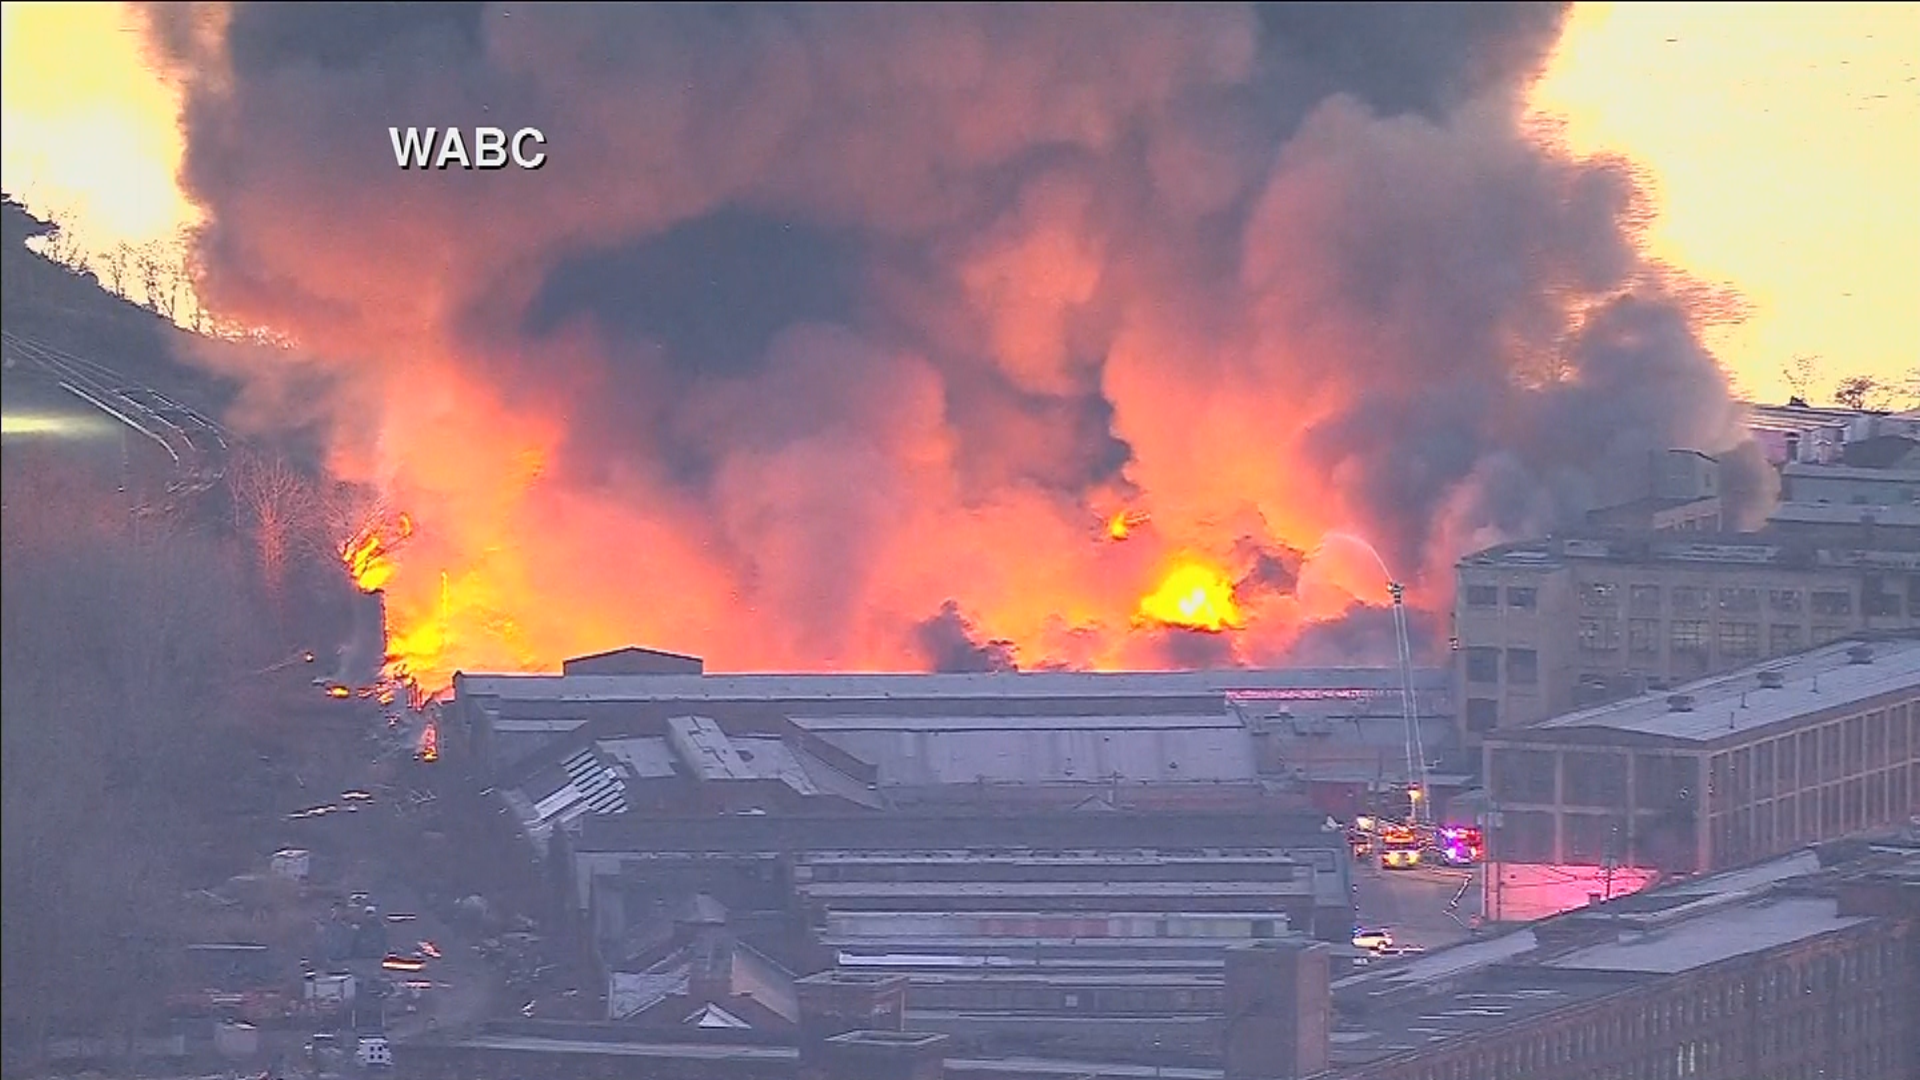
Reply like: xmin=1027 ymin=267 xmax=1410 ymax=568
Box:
xmin=1457 ymin=529 xmax=1920 ymax=572
xmin=454 ymin=667 xmax=1445 ymax=704
xmin=799 ymin=881 xmax=1310 ymax=900
xmin=801 ymin=851 xmax=1296 ymax=865
xmin=1545 ymin=895 xmax=1868 ymax=976
xmin=1515 ymin=635 xmax=1920 ymax=744
xmin=1781 ymin=461 xmax=1920 ymax=484
xmin=437 ymin=1033 xmax=1227 ymax=1079
xmin=1330 ymin=965 xmax=1645 ymax=1066
xmin=1324 ymin=845 xmax=1918 ymax=1068
xmin=794 ymin=712 xmax=1240 ymax=733
xmin=1770 ymin=501 xmax=1920 ymax=526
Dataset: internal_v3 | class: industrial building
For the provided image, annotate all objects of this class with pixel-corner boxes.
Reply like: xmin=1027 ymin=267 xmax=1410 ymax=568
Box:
xmin=1326 ymin=838 xmax=1920 ymax=1080
xmin=393 ymin=838 xmax=1920 ymax=1080
xmin=564 ymin=806 xmax=1357 ymax=1063
xmin=441 ymin=656 xmax=1473 ymax=1072
xmin=450 ymin=662 xmax=1453 ymax=788
xmin=1743 ymin=400 xmax=1920 ymax=466
xmin=1477 ymin=634 xmax=1920 ymax=921
xmin=1451 ymin=528 xmax=1920 ymax=735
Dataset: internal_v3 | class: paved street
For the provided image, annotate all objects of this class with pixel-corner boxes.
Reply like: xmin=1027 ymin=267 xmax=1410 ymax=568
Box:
xmin=1352 ymin=859 xmax=1482 ymax=950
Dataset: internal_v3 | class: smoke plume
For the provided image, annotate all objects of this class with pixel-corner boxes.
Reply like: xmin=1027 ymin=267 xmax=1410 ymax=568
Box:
xmin=139 ymin=2 xmax=1764 ymax=679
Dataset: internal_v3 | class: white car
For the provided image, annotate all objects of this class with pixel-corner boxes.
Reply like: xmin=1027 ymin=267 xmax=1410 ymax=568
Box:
xmin=1352 ymin=929 xmax=1394 ymax=951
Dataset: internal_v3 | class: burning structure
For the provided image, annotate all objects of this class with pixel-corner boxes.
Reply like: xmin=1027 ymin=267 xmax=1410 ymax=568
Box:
xmin=143 ymin=4 xmax=1773 ymax=685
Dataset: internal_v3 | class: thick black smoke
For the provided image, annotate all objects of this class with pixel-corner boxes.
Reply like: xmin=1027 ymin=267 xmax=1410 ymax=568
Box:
xmin=916 ymin=600 xmax=1018 ymax=674
xmin=137 ymin=2 xmax=1768 ymax=672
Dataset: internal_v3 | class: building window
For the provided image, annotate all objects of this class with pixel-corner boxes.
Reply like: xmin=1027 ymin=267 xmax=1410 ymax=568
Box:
xmin=1718 ymin=622 xmax=1760 ymax=660
xmin=1629 ymin=619 xmax=1661 ymax=657
xmin=1466 ymin=647 xmax=1500 ymax=683
xmin=1629 ymin=584 xmax=1663 ymax=615
xmin=1466 ymin=698 xmax=1499 ymax=732
xmin=1465 ymin=584 xmax=1500 ymax=608
xmin=1813 ymin=625 xmax=1849 ymax=646
xmin=1579 ymin=617 xmax=1621 ymax=652
xmin=1671 ymin=586 xmax=1710 ymax=614
xmin=1865 ymin=589 xmax=1903 ymax=617
xmin=1768 ymin=624 xmax=1803 ymax=654
xmin=1507 ymin=585 xmax=1538 ymax=610
xmin=1582 ymin=582 xmax=1620 ymax=610
xmin=1718 ymin=587 xmax=1760 ymax=614
xmin=1506 ymin=648 xmax=1539 ymax=685
xmin=1811 ymin=590 xmax=1853 ymax=616
xmin=1671 ymin=620 xmax=1709 ymax=653
xmin=1769 ymin=589 xmax=1803 ymax=614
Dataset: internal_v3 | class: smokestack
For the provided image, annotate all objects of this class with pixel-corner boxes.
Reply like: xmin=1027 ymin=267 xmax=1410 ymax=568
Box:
xmin=1224 ymin=940 xmax=1331 ymax=1080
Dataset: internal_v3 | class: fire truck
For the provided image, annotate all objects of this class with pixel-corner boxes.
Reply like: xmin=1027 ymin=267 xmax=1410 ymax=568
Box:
xmin=1379 ymin=824 xmax=1423 ymax=869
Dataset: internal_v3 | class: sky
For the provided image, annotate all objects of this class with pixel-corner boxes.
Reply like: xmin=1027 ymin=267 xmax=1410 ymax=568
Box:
xmin=1525 ymin=2 xmax=1919 ymax=403
xmin=1 ymin=2 xmax=1915 ymax=679
xmin=3 ymin=2 xmax=1913 ymax=406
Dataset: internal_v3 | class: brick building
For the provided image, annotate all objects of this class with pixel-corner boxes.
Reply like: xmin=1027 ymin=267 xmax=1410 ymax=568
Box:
xmin=1327 ymin=841 xmax=1920 ymax=1080
xmin=1452 ymin=530 xmax=1920 ymax=738
xmin=1477 ymin=634 xmax=1919 ymax=921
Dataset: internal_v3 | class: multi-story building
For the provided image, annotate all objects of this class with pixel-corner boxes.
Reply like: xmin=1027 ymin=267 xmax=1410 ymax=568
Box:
xmin=1744 ymin=400 xmax=1920 ymax=465
xmin=1782 ymin=458 xmax=1920 ymax=511
xmin=392 ymin=840 xmax=1920 ymax=1080
xmin=1326 ymin=840 xmax=1920 ymax=1080
xmin=1585 ymin=450 xmax=1726 ymax=534
xmin=1477 ymin=634 xmax=1920 ymax=921
xmin=1453 ymin=530 xmax=1920 ymax=736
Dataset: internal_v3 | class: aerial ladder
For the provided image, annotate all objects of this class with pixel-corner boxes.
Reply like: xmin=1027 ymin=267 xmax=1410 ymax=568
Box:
xmin=1388 ymin=581 xmax=1432 ymax=831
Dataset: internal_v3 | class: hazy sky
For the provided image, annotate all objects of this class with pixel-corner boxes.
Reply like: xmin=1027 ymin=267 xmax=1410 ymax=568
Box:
xmin=3 ymin=1 xmax=1915 ymax=404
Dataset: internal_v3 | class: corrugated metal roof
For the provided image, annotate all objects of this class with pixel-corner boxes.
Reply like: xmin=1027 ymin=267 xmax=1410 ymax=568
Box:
xmin=807 ymin=720 xmax=1258 ymax=787
xmin=456 ymin=667 xmax=1446 ymax=704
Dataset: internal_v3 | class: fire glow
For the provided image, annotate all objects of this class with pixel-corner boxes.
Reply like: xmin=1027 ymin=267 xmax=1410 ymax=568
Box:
xmin=142 ymin=7 xmax=1768 ymax=685
xmin=341 ymin=514 xmax=413 ymax=594
xmin=1136 ymin=564 xmax=1244 ymax=634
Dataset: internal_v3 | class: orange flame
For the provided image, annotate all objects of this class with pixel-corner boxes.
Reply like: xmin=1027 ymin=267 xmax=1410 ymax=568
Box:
xmin=1135 ymin=563 xmax=1242 ymax=633
xmin=418 ymin=721 xmax=439 ymax=763
xmin=1106 ymin=510 xmax=1150 ymax=542
xmin=340 ymin=513 xmax=414 ymax=594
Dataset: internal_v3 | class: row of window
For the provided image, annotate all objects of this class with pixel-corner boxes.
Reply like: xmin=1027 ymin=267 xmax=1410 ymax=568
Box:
xmin=1366 ymin=938 xmax=1912 ymax=1080
xmin=1486 ymin=708 xmax=1920 ymax=810
xmin=1467 ymin=580 xmax=1906 ymax=620
xmin=1463 ymin=620 xmax=1854 ymax=686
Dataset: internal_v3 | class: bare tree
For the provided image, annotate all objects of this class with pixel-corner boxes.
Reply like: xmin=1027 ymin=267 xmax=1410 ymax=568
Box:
xmin=1782 ymin=355 xmax=1818 ymax=404
xmin=32 ymin=206 xmax=90 ymax=275
xmin=1832 ymin=374 xmax=1891 ymax=412
xmin=100 ymin=242 xmax=132 ymax=298
xmin=2 ymin=484 xmax=265 ymax=1065
xmin=227 ymin=450 xmax=324 ymax=604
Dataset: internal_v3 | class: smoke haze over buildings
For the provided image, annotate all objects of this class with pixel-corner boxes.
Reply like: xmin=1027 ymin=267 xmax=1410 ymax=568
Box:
xmin=136 ymin=1 xmax=1767 ymax=678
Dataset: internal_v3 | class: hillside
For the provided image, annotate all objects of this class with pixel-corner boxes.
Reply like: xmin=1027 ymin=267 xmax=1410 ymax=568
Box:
xmin=1 ymin=194 xmax=238 ymax=415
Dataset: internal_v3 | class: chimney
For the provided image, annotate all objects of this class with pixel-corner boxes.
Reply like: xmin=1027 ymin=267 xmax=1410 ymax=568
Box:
xmin=797 ymin=972 xmax=910 ymax=1080
xmin=814 ymin=1031 xmax=948 ymax=1080
xmin=1224 ymin=940 xmax=1331 ymax=1080
xmin=1846 ymin=644 xmax=1875 ymax=665
xmin=1666 ymin=694 xmax=1697 ymax=713
xmin=686 ymin=929 xmax=734 ymax=1005
xmin=1757 ymin=670 xmax=1786 ymax=690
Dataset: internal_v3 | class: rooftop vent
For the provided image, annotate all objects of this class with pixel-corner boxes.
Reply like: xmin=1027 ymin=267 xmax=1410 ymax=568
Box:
xmin=1846 ymin=644 xmax=1875 ymax=665
xmin=1666 ymin=694 xmax=1697 ymax=713
xmin=1757 ymin=670 xmax=1787 ymax=690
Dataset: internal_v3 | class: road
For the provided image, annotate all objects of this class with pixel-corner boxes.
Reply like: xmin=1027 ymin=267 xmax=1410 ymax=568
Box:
xmin=1352 ymin=860 xmax=1482 ymax=950
xmin=1 ymin=329 xmax=231 ymax=496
